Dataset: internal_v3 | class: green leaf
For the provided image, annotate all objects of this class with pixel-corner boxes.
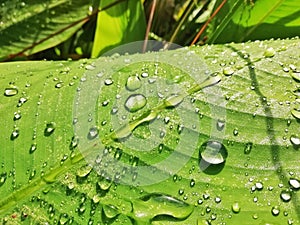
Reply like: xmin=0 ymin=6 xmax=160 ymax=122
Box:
xmin=91 ymin=0 xmax=146 ymax=57
xmin=0 ymin=0 xmax=93 ymax=60
xmin=209 ymin=0 xmax=300 ymax=43
xmin=1 ymin=38 xmax=300 ymax=224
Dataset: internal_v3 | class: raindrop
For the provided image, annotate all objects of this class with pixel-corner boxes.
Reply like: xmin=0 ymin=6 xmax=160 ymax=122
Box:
xmin=97 ymin=176 xmax=112 ymax=191
xmin=231 ymin=202 xmax=240 ymax=213
xmin=77 ymin=164 xmax=93 ymax=178
xmin=29 ymin=143 xmax=37 ymax=154
xmin=280 ymin=190 xmax=292 ymax=202
xmin=17 ymin=97 xmax=28 ymax=107
xmin=125 ymin=94 xmax=147 ymax=112
xmin=255 ymin=182 xmax=263 ymax=191
xmin=103 ymin=204 xmax=119 ymax=219
xmin=178 ymin=189 xmax=184 ymax=195
xmin=55 ymin=82 xmax=63 ymax=89
xmin=215 ymin=197 xmax=221 ymax=203
xmin=190 ymin=179 xmax=195 ymax=187
xmin=11 ymin=129 xmax=19 ymax=140
xmin=216 ymin=119 xmax=225 ymax=131
xmin=141 ymin=72 xmax=148 ymax=78
xmin=244 ymin=142 xmax=253 ymax=154
xmin=13 ymin=112 xmax=22 ymax=120
xmin=104 ymin=79 xmax=113 ymax=86
xmin=289 ymin=178 xmax=300 ymax=190
xmin=199 ymin=141 xmax=228 ymax=165
xmin=290 ymin=135 xmax=300 ymax=148
xmin=223 ymin=67 xmax=235 ymax=76
xmin=233 ymin=128 xmax=239 ymax=136
xmin=114 ymin=148 xmax=123 ymax=160
xmin=4 ymin=86 xmax=18 ymax=96
xmin=44 ymin=122 xmax=56 ymax=136
xmin=290 ymin=71 xmax=300 ymax=82
xmin=264 ymin=47 xmax=276 ymax=57
xmin=88 ymin=127 xmax=98 ymax=140
xmin=69 ymin=136 xmax=79 ymax=150
xmin=85 ymin=64 xmax=95 ymax=70
xmin=126 ymin=75 xmax=141 ymax=91
xmin=0 ymin=172 xmax=7 ymax=186
xmin=271 ymin=206 xmax=280 ymax=216
xmin=164 ymin=94 xmax=184 ymax=108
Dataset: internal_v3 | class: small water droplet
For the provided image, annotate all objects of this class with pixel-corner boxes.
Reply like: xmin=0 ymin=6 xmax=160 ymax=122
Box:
xmin=69 ymin=136 xmax=79 ymax=150
xmin=291 ymin=109 xmax=300 ymax=119
xmin=216 ymin=119 xmax=225 ymax=131
xmin=44 ymin=122 xmax=56 ymax=136
xmin=0 ymin=172 xmax=7 ymax=186
xmin=215 ymin=197 xmax=221 ymax=203
xmin=255 ymin=182 xmax=263 ymax=190
xmin=141 ymin=72 xmax=148 ymax=78
xmin=4 ymin=86 xmax=18 ymax=96
xmin=199 ymin=141 xmax=228 ymax=165
xmin=280 ymin=190 xmax=292 ymax=202
xmin=223 ymin=67 xmax=235 ymax=76
xmin=290 ymin=71 xmax=300 ymax=82
xmin=244 ymin=142 xmax=253 ymax=154
xmin=55 ymin=82 xmax=63 ymax=89
xmin=190 ymin=179 xmax=195 ymax=187
xmin=13 ymin=112 xmax=22 ymax=120
xmin=264 ymin=47 xmax=276 ymax=57
xmin=289 ymin=178 xmax=300 ymax=190
xmin=125 ymin=94 xmax=147 ymax=112
xmin=271 ymin=206 xmax=280 ymax=216
xmin=231 ymin=202 xmax=240 ymax=213
xmin=178 ymin=189 xmax=184 ymax=195
xmin=114 ymin=148 xmax=123 ymax=160
xmin=85 ymin=64 xmax=95 ymax=70
xmin=88 ymin=127 xmax=98 ymax=140
xmin=11 ymin=129 xmax=19 ymax=140
xmin=104 ymin=78 xmax=113 ymax=85
xmin=233 ymin=128 xmax=239 ymax=136
xmin=29 ymin=143 xmax=37 ymax=153
xmin=126 ymin=75 xmax=141 ymax=91
xmin=77 ymin=164 xmax=93 ymax=178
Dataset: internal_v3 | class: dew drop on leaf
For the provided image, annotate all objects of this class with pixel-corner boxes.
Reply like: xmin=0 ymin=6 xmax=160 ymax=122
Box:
xmin=126 ymin=75 xmax=141 ymax=91
xmin=114 ymin=148 xmax=123 ymax=160
xmin=44 ymin=122 xmax=56 ymax=136
xmin=199 ymin=141 xmax=228 ymax=165
xmin=55 ymin=82 xmax=63 ymax=89
xmin=4 ymin=86 xmax=18 ymax=96
xmin=85 ymin=64 xmax=95 ymax=70
xmin=289 ymin=178 xmax=300 ymax=190
xmin=13 ymin=111 xmax=21 ymax=120
xmin=271 ymin=206 xmax=280 ymax=216
xmin=244 ymin=142 xmax=253 ymax=154
xmin=216 ymin=119 xmax=225 ymax=131
xmin=76 ymin=164 xmax=93 ymax=178
xmin=97 ymin=176 xmax=112 ymax=191
xmin=223 ymin=67 xmax=235 ymax=76
xmin=0 ymin=172 xmax=7 ymax=186
xmin=29 ymin=143 xmax=37 ymax=154
xmin=69 ymin=136 xmax=79 ymax=150
xmin=264 ymin=47 xmax=276 ymax=57
xmin=280 ymin=190 xmax=292 ymax=202
xmin=255 ymin=182 xmax=263 ymax=190
xmin=290 ymin=71 xmax=300 ymax=82
xmin=10 ymin=128 xmax=19 ymax=140
xmin=190 ymin=179 xmax=195 ymax=187
xmin=233 ymin=128 xmax=239 ymax=136
xmin=290 ymin=135 xmax=300 ymax=148
xmin=231 ymin=202 xmax=240 ymax=213
xmin=104 ymin=78 xmax=113 ymax=86
xmin=125 ymin=94 xmax=147 ymax=112
xmin=103 ymin=204 xmax=119 ymax=219
xmin=88 ymin=127 xmax=98 ymax=140
xmin=164 ymin=94 xmax=184 ymax=108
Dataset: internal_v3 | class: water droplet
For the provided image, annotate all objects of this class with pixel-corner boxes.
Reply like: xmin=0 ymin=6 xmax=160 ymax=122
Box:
xmin=104 ymin=79 xmax=113 ymax=85
xmin=280 ymin=190 xmax=292 ymax=202
xmin=4 ymin=87 xmax=18 ymax=96
xmin=55 ymin=82 xmax=63 ymax=89
xmin=69 ymin=136 xmax=79 ymax=150
xmin=11 ymin=129 xmax=19 ymax=140
xmin=0 ymin=172 xmax=7 ymax=186
xmin=190 ymin=179 xmax=195 ymax=187
xmin=29 ymin=143 xmax=37 ymax=153
xmin=85 ymin=64 xmax=95 ymax=70
xmin=178 ymin=189 xmax=184 ymax=195
xmin=13 ymin=112 xmax=21 ymax=120
xmin=215 ymin=197 xmax=221 ymax=203
xmin=233 ymin=128 xmax=239 ymax=136
xmin=97 ymin=176 xmax=112 ymax=191
xmin=44 ymin=122 xmax=56 ymax=136
xmin=125 ymin=94 xmax=147 ymax=112
xmin=114 ymin=148 xmax=123 ymax=160
xmin=88 ymin=127 xmax=98 ymax=140
xmin=271 ymin=206 xmax=280 ymax=216
xmin=126 ymin=75 xmax=141 ymax=91
xmin=231 ymin=202 xmax=240 ymax=213
xmin=255 ymin=182 xmax=263 ymax=190
xmin=290 ymin=71 xmax=300 ymax=82
xmin=223 ymin=67 xmax=235 ymax=76
xmin=291 ymin=109 xmax=300 ymax=119
xmin=164 ymin=94 xmax=184 ymax=108
xmin=289 ymin=178 xmax=300 ymax=190
xmin=216 ymin=119 xmax=225 ymax=131
xmin=244 ymin=142 xmax=253 ymax=154
xmin=290 ymin=135 xmax=300 ymax=148
xmin=77 ymin=164 xmax=93 ymax=178
xmin=103 ymin=204 xmax=119 ymax=219
xmin=199 ymin=141 xmax=228 ymax=165
xmin=264 ymin=47 xmax=276 ymax=57
xmin=141 ymin=72 xmax=148 ymax=78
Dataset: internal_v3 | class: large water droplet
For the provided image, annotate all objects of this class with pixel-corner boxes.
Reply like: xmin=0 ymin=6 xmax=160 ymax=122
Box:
xmin=13 ymin=112 xmax=22 ymax=120
xmin=103 ymin=205 xmax=119 ymax=219
xmin=164 ymin=94 xmax=184 ymax=108
xmin=77 ymin=164 xmax=93 ymax=178
xmin=289 ymin=178 xmax=300 ymax=190
xmin=280 ymin=190 xmax=292 ymax=202
xmin=29 ymin=143 xmax=37 ymax=154
xmin=199 ymin=141 xmax=228 ymax=165
xmin=271 ymin=206 xmax=280 ymax=216
xmin=104 ymin=79 xmax=113 ymax=86
xmin=88 ymin=127 xmax=98 ymax=140
xmin=290 ymin=135 xmax=300 ymax=148
xmin=4 ymin=87 xmax=18 ymax=97
xmin=125 ymin=94 xmax=147 ymax=112
xmin=264 ymin=47 xmax=276 ymax=58
xmin=231 ymin=202 xmax=240 ymax=213
xmin=291 ymin=109 xmax=300 ymax=119
xmin=97 ymin=176 xmax=112 ymax=191
xmin=223 ymin=67 xmax=235 ymax=76
xmin=126 ymin=75 xmax=141 ymax=91
xmin=216 ymin=119 xmax=225 ymax=131
xmin=11 ymin=129 xmax=19 ymax=140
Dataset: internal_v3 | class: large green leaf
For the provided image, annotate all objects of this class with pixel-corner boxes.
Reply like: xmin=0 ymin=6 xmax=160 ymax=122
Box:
xmin=91 ymin=0 xmax=146 ymax=57
xmin=0 ymin=0 xmax=94 ymax=60
xmin=209 ymin=0 xmax=300 ymax=43
xmin=0 ymin=38 xmax=300 ymax=224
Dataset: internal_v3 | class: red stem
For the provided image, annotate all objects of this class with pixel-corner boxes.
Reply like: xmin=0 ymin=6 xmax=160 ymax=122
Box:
xmin=142 ymin=0 xmax=157 ymax=53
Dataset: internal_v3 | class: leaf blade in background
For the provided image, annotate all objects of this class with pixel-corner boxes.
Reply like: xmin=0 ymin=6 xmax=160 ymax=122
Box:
xmin=0 ymin=0 xmax=94 ymax=60
xmin=0 ymin=38 xmax=300 ymax=224
xmin=91 ymin=0 xmax=146 ymax=57
xmin=208 ymin=0 xmax=300 ymax=43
